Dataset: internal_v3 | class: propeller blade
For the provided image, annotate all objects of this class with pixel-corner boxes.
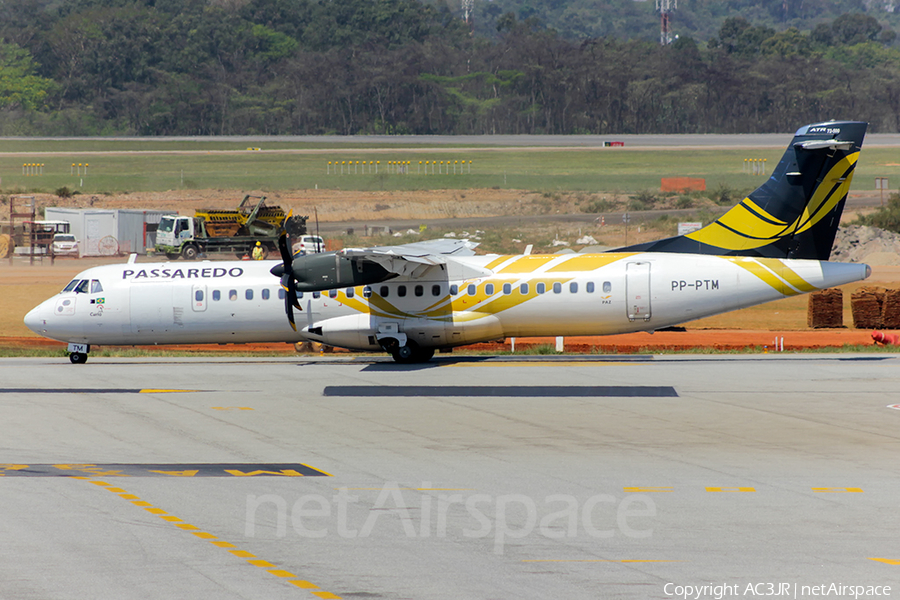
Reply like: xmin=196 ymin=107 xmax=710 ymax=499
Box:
xmin=282 ymin=275 xmax=298 ymax=331
xmin=285 ymin=302 xmax=297 ymax=331
xmin=276 ymin=231 xmax=301 ymax=331
xmin=280 ymin=275 xmax=301 ymax=308
xmin=278 ymin=231 xmax=293 ymax=266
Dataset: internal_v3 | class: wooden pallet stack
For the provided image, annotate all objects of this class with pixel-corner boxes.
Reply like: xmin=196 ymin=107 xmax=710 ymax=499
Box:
xmin=882 ymin=289 xmax=900 ymax=328
xmin=807 ymin=288 xmax=843 ymax=328
xmin=851 ymin=287 xmax=886 ymax=329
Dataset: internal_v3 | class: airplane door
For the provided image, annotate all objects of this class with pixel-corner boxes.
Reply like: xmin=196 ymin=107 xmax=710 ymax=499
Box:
xmin=191 ymin=284 xmax=207 ymax=312
xmin=130 ymin=284 xmax=172 ymax=334
xmin=626 ymin=262 xmax=651 ymax=321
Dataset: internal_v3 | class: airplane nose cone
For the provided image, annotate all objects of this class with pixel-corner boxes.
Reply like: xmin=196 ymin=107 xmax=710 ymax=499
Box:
xmin=23 ymin=304 xmax=47 ymax=335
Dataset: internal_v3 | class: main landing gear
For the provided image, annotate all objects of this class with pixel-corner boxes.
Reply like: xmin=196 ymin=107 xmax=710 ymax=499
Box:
xmin=381 ymin=338 xmax=434 ymax=364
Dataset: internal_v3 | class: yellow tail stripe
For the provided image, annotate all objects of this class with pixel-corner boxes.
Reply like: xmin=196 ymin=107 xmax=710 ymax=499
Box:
xmin=729 ymin=258 xmax=815 ymax=296
xmin=686 ymin=152 xmax=858 ymax=251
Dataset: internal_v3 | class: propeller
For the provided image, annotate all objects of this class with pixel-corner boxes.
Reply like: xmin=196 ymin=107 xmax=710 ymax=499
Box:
xmin=271 ymin=231 xmax=302 ymax=331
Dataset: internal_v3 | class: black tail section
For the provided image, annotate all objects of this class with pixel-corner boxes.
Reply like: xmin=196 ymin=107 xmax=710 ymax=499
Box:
xmin=618 ymin=121 xmax=868 ymax=261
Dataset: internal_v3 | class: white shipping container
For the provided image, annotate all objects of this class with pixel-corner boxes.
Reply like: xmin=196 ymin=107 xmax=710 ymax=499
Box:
xmin=44 ymin=208 xmax=169 ymax=256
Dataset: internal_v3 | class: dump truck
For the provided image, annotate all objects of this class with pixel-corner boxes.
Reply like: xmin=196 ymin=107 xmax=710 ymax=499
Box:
xmin=155 ymin=195 xmax=309 ymax=260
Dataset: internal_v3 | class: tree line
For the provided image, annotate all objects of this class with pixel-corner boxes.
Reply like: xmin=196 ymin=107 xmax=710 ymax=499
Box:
xmin=1 ymin=0 xmax=900 ymax=136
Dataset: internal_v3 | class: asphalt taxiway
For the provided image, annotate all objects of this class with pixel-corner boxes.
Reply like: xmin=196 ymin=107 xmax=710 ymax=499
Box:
xmin=2 ymin=354 xmax=899 ymax=599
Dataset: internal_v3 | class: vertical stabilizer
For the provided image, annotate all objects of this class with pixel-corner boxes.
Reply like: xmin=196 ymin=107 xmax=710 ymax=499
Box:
xmin=619 ymin=121 xmax=867 ymax=260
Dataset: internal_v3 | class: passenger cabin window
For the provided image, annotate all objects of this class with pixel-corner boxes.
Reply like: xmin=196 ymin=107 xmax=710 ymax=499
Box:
xmin=195 ymin=290 xmax=204 ymax=302
xmin=553 ymin=282 xmax=562 ymax=294
xmin=450 ymin=284 xmax=459 ymax=295
xmin=569 ymin=282 xmax=578 ymax=293
xmin=328 ymin=289 xmax=338 ymax=299
xmin=245 ymin=289 xmax=253 ymax=300
xmin=586 ymin=282 xmax=595 ymax=293
xmin=536 ymin=282 xmax=545 ymax=294
xmin=398 ymin=285 xmax=407 ymax=297
xmin=503 ymin=283 xmax=511 ymax=295
xmin=262 ymin=289 xmax=270 ymax=300
xmin=213 ymin=290 xmax=221 ymax=301
xmin=520 ymin=283 xmax=528 ymax=295
xmin=432 ymin=284 xmax=441 ymax=296
xmin=229 ymin=290 xmax=237 ymax=301
xmin=91 ymin=280 xmax=103 ymax=293
xmin=346 ymin=288 xmax=355 ymax=298
xmin=380 ymin=286 xmax=389 ymax=297
xmin=414 ymin=285 xmax=423 ymax=297
xmin=603 ymin=281 xmax=612 ymax=293
xmin=363 ymin=286 xmax=372 ymax=298
xmin=313 ymin=291 xmax=321 ymax=299
xmin=485 ymin=283 xmax=494 ymax=295
xmin=296 ymin=291 xmax=304 ymax=299
xmin=467 ymin=284 xmax=476 ymax=296
xmin=278 ymin=289 xmax=285 ymax=299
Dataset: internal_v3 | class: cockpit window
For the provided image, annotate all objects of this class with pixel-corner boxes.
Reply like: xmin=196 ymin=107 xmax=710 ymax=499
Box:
xmin=74 ymin=280 xmax=90 ymax=294
xmin=91 ymin=280 xmax=103 ymax=294
xmin=63 ymin=279 xmax=80 ymax=292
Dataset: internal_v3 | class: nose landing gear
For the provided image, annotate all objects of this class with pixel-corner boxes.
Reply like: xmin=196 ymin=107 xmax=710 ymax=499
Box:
xmin=67 ymin=343 xmax=90 ymax=364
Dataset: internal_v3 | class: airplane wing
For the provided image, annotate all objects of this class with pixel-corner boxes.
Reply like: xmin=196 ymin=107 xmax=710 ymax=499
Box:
xmin=339 ymin=238 xmax=480 ymax=278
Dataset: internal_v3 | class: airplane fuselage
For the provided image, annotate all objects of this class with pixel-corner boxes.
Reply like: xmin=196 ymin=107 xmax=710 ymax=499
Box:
xmin=25 ymin=252 xmax=869 ymax=353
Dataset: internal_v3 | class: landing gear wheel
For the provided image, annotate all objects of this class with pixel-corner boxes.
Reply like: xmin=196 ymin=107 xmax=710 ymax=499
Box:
xmin=396 ymin=344 xmax=414 ymax=360
xmin=69 ymin=352 xmax=88 ymax=364
xmin=389 ymin=341 xmax=434 ymax=364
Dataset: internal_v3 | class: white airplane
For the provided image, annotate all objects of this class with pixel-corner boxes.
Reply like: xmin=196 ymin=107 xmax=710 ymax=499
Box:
xmin=25 ymin=121 xmax=871 ymax=364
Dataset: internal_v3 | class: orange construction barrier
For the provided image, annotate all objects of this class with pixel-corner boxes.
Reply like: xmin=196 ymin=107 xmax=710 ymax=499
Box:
xmin=661 ymin=177 xmax=706 ymax=192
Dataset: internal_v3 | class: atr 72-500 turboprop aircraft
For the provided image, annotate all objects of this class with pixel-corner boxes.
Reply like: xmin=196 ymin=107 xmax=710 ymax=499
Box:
xmin=26 ymin=121 xmax=871 ymax=363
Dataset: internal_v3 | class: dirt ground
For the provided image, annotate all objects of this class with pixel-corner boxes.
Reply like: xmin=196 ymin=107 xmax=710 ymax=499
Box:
xmin=5 ymin=187 xmax=885 ymax=224
xmin=3 ymin=188 xmax=586 ymax=224
xmin=3 ymin=255 xmax=898 ymax=353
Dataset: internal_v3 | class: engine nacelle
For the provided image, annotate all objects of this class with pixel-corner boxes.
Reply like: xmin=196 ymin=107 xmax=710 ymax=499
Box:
xmin=302 ymin=314 xmax=380 ymax=350
xmin=292 ymin=253 xmax=394 ymax=292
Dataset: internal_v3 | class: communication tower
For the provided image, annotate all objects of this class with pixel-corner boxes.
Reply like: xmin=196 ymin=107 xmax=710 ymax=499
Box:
xmin=462 ymin=0 xmax=475 ymax=30
xmin=656 ymin=0 xmax=676 ymax=45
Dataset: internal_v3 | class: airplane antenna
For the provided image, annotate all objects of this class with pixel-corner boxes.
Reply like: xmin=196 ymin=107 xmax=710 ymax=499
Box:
xmin=656 ymin=0 xmax=676 ymax=45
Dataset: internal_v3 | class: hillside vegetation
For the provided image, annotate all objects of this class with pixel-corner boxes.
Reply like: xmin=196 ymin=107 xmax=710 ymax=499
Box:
xmin=2 ymin=0 xmax=900 ymax=136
